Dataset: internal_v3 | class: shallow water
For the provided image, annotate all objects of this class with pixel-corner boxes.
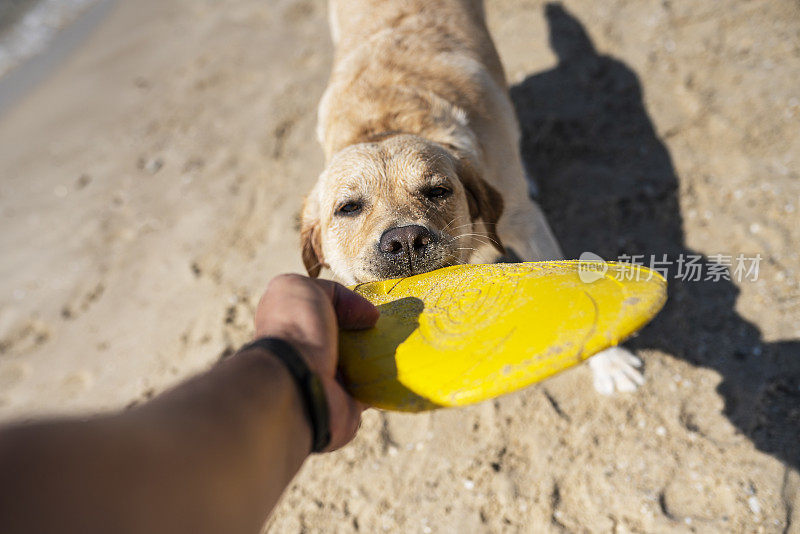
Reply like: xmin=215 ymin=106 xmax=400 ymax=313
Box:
xmin=0 ymin=0 xmax=102 ymax=78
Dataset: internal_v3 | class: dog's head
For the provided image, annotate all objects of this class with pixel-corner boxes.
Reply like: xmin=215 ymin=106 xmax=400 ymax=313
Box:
xmin=301 ymin=134 xmax=504 ymax=283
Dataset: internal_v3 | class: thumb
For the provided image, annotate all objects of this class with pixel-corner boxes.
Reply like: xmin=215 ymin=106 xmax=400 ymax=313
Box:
xmin=314 ymin=280 xmax=380 ymax=330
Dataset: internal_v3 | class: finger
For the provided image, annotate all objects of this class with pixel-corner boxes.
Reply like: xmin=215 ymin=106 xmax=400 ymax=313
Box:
xmin=314 ymin=279 xmax=380 ymax=330
xmin=323 ymin=380 xmax=365 ymax=452
xmin=256 ymin=274 xmax=318 ymax=325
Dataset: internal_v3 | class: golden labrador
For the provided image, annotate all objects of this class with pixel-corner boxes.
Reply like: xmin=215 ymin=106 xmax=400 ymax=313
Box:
xmin=300 ymin=0 xmax=644 ymax=394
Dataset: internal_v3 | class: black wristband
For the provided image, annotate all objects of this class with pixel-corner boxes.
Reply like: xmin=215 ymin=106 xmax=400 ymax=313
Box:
xmin=239 ymin=337 xmax=331 ymax=453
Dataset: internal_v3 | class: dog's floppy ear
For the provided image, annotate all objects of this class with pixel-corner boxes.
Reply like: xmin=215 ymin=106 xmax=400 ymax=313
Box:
xmin=300 ymin=195 xmax=326 ymax=278
xmin=455 ymin=156 xmax=506 ymax=254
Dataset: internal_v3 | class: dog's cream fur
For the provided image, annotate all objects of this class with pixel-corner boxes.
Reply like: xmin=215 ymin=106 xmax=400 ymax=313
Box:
xmin=301 ymin=0 xmax=644 ymax=394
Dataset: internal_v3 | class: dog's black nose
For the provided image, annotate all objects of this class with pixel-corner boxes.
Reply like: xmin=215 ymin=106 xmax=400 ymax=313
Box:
xmin=379 ymin=225 xmax=432 ymax=258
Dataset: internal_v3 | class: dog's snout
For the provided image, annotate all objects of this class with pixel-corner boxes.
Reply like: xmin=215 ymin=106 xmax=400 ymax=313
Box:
xmin=379 ymin=225 xmax=432 ymax=257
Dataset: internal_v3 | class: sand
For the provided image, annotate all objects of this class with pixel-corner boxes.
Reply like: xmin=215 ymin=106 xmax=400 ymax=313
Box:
xmin=0 ymin=0 xmax=798 ymax=532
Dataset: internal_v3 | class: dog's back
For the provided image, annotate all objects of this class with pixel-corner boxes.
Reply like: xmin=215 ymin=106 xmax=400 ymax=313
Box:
xmin=319 ymin=0 xmax=515 ymax=167
xmin=328 ymin=0 xmax=501 ymax=77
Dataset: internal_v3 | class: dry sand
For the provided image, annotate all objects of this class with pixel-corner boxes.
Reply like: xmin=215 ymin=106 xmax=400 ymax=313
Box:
xmin=0 ymin=0 xmax=798 ymax=532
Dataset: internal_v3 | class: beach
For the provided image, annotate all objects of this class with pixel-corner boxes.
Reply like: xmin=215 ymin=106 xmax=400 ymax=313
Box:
xmin=0 ymin=0 xmax=798 ymax=531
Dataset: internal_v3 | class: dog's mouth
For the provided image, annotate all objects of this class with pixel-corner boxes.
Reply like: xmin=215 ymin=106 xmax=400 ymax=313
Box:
xmin=374 ymin=254 xmax=459 ymax=280
xmin=358 ymin=230 xmax=464 ymax=282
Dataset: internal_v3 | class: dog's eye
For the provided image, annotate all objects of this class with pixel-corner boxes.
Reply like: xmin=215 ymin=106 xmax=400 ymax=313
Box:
xmin=425 ymin=186 xmax=451 ymax=199
xmin=336 ymin=201 xmax=362 ymax=215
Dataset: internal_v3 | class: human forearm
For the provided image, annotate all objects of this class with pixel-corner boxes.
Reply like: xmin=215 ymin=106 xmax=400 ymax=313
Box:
xmin=0 ymin=348 xmax=311 ymax=534
xmin=0 ymin=274 xmax=377 ymax=534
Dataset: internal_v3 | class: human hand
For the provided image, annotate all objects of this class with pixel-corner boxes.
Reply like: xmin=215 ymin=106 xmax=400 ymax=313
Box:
xmin=254 ymin=274 xmax=379 ymax=451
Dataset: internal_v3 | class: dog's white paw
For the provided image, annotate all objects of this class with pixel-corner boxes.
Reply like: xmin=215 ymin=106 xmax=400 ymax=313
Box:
xmin=588 ymin=347 xmax=644 ymax=395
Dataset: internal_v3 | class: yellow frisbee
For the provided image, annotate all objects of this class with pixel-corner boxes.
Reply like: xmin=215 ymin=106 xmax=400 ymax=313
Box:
xmin=338 ymin=261 xmax=666 ymax=412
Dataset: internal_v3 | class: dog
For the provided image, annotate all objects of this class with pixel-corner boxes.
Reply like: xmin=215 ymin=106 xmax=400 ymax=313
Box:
xmin=300 ymin=0 xmax=643 ymax=394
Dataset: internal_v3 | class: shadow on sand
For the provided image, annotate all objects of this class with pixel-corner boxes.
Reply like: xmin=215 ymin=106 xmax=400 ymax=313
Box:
xmin=510 ymin=3 xmax=799 ymax=469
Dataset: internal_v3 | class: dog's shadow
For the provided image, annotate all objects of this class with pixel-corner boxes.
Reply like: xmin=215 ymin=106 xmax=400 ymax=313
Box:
xmin=511 ymin=3 xmax=799 ymax=469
